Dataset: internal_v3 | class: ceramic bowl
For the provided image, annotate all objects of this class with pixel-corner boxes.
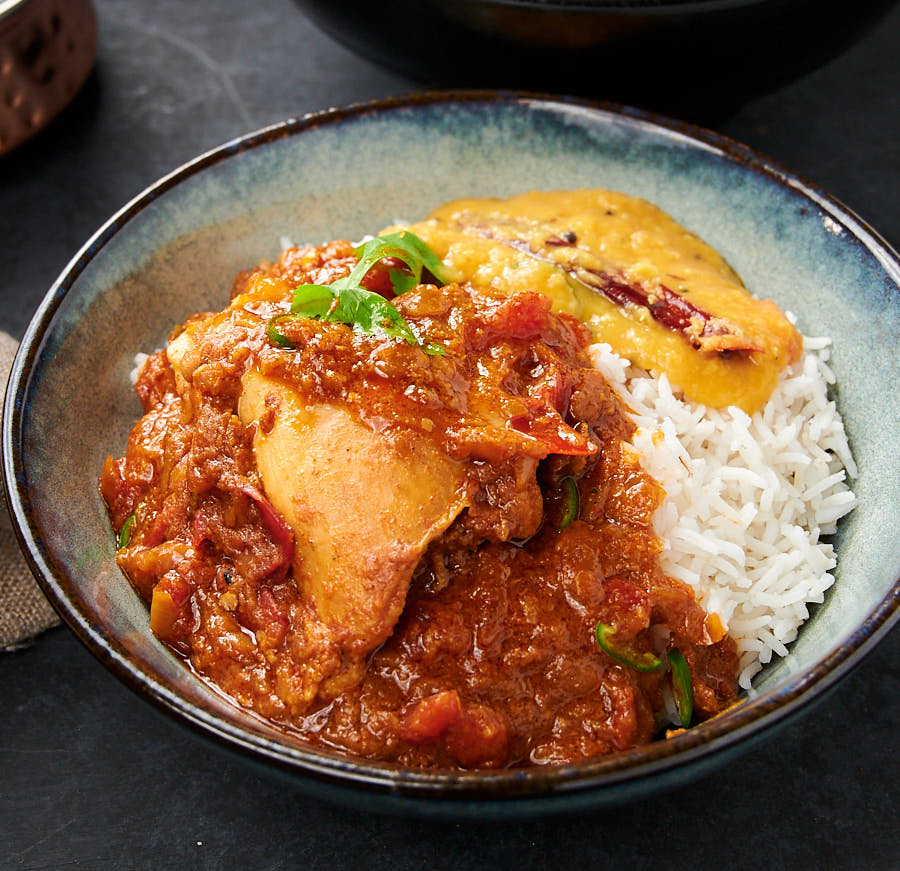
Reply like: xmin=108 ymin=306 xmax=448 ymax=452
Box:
xmin=293 ymin=0 xmax=897 ymax=114
xmin=4 ymin=92 xmax=899 ymax=818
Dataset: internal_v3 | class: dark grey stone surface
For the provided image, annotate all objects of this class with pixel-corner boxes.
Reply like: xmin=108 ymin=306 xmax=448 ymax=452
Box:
xmin=1 ymin=0 xmax=898 ymax=867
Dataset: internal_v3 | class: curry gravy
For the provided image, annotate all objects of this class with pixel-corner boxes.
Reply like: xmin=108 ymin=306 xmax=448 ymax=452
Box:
xmin=402 ymin=190 xmax=801 ymax=413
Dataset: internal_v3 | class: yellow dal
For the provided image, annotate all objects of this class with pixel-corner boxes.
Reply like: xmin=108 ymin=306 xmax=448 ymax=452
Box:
xmin=401 ymin=190 xmax=800 ymax=413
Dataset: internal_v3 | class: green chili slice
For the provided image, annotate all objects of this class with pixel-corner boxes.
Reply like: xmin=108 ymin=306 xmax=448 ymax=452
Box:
xmin=267 ymin=314 xmax=298 ymax=349
xmin=667 ymin=648 xmax=693 ymax=727
xmin=118 ymin=513 xmax=136 ymax=548
xmin=558 ymin=476 xmax=579 ymax=529
xmin=594 ymin=622 xmax=663 ymax=672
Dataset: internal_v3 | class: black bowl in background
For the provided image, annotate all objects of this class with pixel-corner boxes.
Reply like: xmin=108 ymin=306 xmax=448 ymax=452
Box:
xmin=294 ymin=0 xmax=897 ymax=117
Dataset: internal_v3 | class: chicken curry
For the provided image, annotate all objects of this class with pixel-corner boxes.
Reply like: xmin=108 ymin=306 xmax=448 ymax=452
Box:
xmin=99 ymin=190 xmax=794 ymax=768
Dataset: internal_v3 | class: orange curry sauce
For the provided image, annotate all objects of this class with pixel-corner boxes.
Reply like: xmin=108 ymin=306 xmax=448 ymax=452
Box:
xmin=102 ymin=239 xmax=738 ymax=768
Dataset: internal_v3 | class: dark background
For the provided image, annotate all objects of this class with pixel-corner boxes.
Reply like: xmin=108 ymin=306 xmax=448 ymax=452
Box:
xmin=1 ymin=1 xmax=898 ymax=868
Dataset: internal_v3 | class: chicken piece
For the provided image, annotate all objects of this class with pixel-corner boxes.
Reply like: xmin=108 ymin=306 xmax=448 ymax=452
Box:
xmin=163 ymin=271 xmax=474 ymax=693
xmin=238 ymin=370 xmax=469 ymax=655
xmin=126 ymin=258 xmax=600 ymax=711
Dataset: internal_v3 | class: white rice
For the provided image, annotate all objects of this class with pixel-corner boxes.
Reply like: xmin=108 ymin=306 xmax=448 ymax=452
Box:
xmin=589 ymin=329 xmax=857 ymax=690
xmin=129 ymin=352 xmax=150 ymax=385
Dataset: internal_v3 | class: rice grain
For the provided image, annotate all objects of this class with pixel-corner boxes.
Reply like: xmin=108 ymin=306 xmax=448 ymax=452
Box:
xmin=590 ymin=333 xmax=857 ymax=689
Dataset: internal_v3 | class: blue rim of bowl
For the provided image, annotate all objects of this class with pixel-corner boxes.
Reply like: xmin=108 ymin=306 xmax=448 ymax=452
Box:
xmin=4 ymin=90 xmax=899 ymax=802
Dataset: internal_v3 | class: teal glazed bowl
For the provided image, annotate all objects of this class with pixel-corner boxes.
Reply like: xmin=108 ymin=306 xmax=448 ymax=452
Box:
xmin=4 ymin=92 xmax=899 ymax=817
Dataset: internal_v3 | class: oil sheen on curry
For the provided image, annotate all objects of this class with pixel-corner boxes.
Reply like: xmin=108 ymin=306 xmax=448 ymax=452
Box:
xmin=101 ymin=190 xmax=798 ymax=769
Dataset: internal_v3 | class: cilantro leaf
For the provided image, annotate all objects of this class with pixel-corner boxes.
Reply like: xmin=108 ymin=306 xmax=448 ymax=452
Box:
xmin=266 ymin=231 xmax=449 ymax=355
xmin=349 ymin=230 xmax=450 ymax=291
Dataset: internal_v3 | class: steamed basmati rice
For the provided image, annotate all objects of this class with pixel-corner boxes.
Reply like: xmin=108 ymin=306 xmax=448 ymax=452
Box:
xmin=590 ymin=330 xmax=857 ymax=690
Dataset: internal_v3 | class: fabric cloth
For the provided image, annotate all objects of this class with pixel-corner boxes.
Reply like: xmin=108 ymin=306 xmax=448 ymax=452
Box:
xmin=0 ymin=331 xmax=60 ymax=650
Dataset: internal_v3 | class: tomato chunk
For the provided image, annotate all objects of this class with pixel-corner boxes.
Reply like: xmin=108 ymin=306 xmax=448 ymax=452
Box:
xmin=400 ymin=690 xmax=462 ymax=742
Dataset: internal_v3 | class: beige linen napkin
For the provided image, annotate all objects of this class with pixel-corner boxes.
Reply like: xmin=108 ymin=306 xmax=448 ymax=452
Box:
xmin=0 ymin=332 xmax=60 ymax=650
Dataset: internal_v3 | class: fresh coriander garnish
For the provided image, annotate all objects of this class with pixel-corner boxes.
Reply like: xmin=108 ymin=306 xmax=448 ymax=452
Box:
xmin=348 ymin=231 xmax=449 ymax=294
xmin=267 ymin=231 xmax=447 ymax=354
xmin=291 ymin=283 xmax=430 ymax=351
